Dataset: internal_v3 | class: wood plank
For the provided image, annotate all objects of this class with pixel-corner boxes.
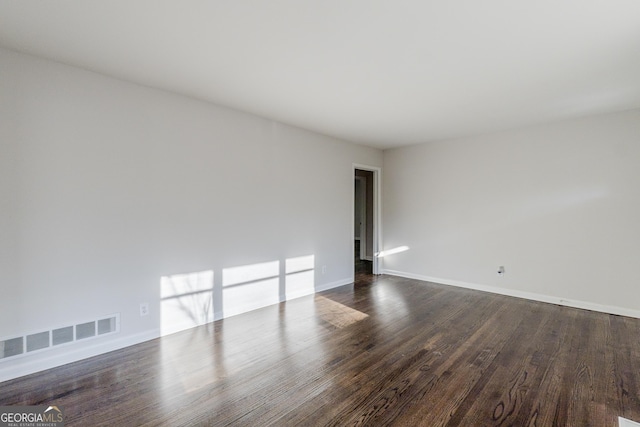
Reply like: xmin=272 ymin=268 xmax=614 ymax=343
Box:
xmin=446 ymin=300 xmax=572 ymax=426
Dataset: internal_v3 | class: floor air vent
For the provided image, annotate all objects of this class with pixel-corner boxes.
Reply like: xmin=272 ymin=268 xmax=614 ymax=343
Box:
xmin=0 ymin=314 xmax=119 ymax=361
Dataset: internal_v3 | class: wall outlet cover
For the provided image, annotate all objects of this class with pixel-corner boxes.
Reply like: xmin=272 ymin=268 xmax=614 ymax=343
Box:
xmin=140 ymin=303 xmax=149 ymax=316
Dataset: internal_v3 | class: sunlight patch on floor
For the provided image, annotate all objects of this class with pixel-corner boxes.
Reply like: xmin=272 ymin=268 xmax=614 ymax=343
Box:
xmin=315 ymin=296 xmax=368 ymax=329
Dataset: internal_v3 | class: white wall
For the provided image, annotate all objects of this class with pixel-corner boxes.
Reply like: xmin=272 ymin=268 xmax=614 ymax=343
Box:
xmin=0 ymin=52 xmax=19 ymax=333
xmin=0 ymin=47 xmax=382 ymax=381
xmin=383 ymin=109 xmax=640 ymax=316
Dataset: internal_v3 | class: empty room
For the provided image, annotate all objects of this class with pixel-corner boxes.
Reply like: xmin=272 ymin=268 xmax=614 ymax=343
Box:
xmin=1 ymin=1 xmax=640 ymax=426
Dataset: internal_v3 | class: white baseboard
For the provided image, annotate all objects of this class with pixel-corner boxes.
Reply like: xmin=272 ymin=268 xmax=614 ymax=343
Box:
xmin=0 ymin=329 xmax=160 ymax=383
xmin=382 ymin=269 xmax=640 ymax=319
xmin=285 ymin=278 xmax=352 ymax=302
xmin=315 ymin=277 xmax=353 ymax=292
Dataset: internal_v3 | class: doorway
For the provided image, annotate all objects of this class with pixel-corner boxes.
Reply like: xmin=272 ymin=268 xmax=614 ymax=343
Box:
xmin=353 ymin=165 xmax=380 ymax=278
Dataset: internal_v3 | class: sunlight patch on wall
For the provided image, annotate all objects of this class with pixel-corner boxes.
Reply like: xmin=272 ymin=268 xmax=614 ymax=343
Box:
xmin=285 ymin=255 xmax=315 ymax=300
xmin=160 ymin=255 xmax=319 ymax=334
xmin=223 ymin=261 xmax=280 ymax=318
xmin=376 ymin=246 xmax=409 ymax=258
xmin=161 ymin=270 xmax=214 ymax=336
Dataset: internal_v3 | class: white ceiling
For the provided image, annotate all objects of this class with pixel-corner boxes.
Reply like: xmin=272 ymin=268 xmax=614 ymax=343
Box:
xmin=1 ymin=1 xmax=639 ymax=149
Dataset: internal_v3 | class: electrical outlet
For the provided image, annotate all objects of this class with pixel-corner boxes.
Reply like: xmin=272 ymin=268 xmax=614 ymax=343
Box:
xmin=322 ymin=265 xmax=327 ymax=275
xmin=497 ymin=266 xmax=505 ymax=276
xmin=140 ymin=303 xmax=149 ymax=316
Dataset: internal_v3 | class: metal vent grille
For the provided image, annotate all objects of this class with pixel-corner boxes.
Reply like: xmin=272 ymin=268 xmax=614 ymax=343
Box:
xmin=52 ymin=326 xmax=74 ymax=346
xmin=98 ymin=317 xmax=116 ymax=335
xmin=0 ymin=314 xmax=119 ymax=361
xmin=0 ymin=337 xmax=23 ymax=358
xmin=26 ymin=331 xmax=49 ymax=352
xmin=76 ymin=322 xmax=95 ymax=340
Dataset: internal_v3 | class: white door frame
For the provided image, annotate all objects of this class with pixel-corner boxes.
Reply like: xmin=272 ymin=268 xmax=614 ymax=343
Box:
xmin=353 ymin=164 xmax=382 ymax=276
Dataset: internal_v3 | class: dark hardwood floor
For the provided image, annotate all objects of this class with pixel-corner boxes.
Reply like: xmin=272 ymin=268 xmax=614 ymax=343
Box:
xmin=355 ymin=239 xmax=372 ymax=278
xmin=2 ymin=273 xmax=640 ymax=426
